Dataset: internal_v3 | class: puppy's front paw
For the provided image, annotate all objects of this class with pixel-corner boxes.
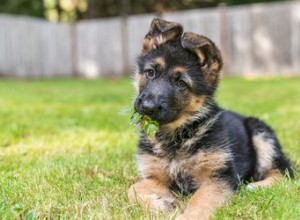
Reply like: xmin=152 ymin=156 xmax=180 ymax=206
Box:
xmin=145 ymin=194 xmax=177 ymax=212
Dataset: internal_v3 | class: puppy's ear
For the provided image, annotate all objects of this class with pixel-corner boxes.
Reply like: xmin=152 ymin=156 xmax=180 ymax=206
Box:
xmin=142 ymin=18 xmax=183 ymax=54
xmin=181 ymin=32 xmax=223 ymax=77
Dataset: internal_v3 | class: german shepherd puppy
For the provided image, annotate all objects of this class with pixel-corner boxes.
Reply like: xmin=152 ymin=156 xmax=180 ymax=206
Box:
xmin=128 ymin=18 xmax=293 ymax=219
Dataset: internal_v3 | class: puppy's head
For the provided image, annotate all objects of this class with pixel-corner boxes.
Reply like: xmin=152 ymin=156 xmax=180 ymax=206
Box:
xmin=134 ymin=18 xmax=222 ymax=129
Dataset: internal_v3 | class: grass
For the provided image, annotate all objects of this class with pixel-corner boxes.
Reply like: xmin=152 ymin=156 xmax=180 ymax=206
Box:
xmin=0 ymin=77 xmax=299 ymax=219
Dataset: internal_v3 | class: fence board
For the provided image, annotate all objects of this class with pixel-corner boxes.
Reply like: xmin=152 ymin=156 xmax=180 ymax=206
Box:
xmin=0 ymin=15 xmax=73 ymax=78
xmin=41 ymin=22 xmax=73 ymax=77
xmin=76 ymin=18 xmax=123 ymax=78
xmin=291 ymin=2 xmax=300 ymax=73
xmin=225 ymin=6 xmax=253 ymax=75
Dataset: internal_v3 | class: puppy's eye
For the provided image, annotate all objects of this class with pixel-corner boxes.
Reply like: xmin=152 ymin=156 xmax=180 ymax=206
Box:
xmin=145 ymin=69 xmax=155 ymax=79
xmin=177 ymin=80 xmax=187 ymax=89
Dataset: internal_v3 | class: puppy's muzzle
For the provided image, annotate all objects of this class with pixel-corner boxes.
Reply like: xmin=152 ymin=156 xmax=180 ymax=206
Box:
xmin=137 ymin=92 xmax=163 ymax=116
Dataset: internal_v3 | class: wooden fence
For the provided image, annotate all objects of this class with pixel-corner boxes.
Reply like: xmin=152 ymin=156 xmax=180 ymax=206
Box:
xmin=0 ymin=1 xmax=300 ymax=78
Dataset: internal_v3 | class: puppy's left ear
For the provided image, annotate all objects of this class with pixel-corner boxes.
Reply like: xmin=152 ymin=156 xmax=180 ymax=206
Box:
xmin=142 ymin=18 xmax=183 ymax=54
xmin=181 ymin=32 xmax=223 ymax=79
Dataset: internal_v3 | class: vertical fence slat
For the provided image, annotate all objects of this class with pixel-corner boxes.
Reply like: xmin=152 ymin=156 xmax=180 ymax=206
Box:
xmin=291 ymin=2 xmax=300 ymax=74
xmin=225 ymin=6 xmax=252 ymax=75
xmin=76 ymin=18 xmax=123 ymax=78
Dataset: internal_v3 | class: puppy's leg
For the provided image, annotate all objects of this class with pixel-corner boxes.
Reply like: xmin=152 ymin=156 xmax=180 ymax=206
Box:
xmin=128 ymin=178 xmax=177 ymax=212
xmin=246 ymin=169 xmax=283 ymax=191
xmin=178 ymin=179 xmax=233 ymax=220
xmin=245 ymin=117 xmax=294 ymax=186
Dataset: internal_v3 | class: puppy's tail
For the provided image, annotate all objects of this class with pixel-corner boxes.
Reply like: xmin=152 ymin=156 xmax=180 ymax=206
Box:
xmin=244 ymin=117 xmax=294 ymax=182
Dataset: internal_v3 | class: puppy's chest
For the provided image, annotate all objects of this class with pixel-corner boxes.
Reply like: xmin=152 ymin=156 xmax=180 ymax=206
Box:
xmin=139 ymin=135 xmax=228 ymax=195
xmin=143 ymin=153 xmax=195 ymax=195
xmin=167 ymin=157 xmax=197 ymax=195
xmin=154 ymin=140 xmax=199 ymax=194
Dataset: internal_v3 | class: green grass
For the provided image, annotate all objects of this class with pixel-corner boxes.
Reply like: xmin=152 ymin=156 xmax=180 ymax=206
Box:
xmin=0 ymin=77 xmax=299 ymax=219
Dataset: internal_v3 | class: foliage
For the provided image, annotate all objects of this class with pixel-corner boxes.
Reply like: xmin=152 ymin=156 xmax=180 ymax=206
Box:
xmin=120 ymin=107 xmax=159 ymax=138
xmin=0 ymin=0 xmax=45 ymax=18
xmin=0 ymin=78 xmax=299 ymax=219
xmin=131 ymin=112 xmax=159 ymax=137
xmin=83 ymin=0 xmax=220 ymax=18
xmin=0 ymin=0 xmax=290 ymax=22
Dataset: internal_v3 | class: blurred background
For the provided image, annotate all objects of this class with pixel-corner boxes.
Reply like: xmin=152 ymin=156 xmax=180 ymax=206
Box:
xmin=0 ymin=0 xmax=299 ymax=78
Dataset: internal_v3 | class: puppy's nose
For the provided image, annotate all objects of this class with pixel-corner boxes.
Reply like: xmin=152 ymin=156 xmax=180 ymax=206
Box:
xmin=141 ymin=99 xmax=158 ymax=114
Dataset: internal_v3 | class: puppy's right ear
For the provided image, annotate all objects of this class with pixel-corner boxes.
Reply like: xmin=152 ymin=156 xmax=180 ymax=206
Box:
xmin=181 ymin=32 xmax=223 ymax=88
xmin=181 ymin=32 xmax=222 ymax=73
xmin=142 ymin=18 xmax=183 ymax=54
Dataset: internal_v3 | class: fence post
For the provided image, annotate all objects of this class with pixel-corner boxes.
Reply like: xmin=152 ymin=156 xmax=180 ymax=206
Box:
xmin=121 ymin=15 xmax=130 ymax=76
xmin=219 ymin=3 xmax=228 ymax=75
xmin=70 ymin=22 xmax=78 ymax=77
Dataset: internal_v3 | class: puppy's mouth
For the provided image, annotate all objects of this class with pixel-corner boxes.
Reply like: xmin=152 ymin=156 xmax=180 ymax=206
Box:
xmin=134 ymin=104 xmax=179 ymax=125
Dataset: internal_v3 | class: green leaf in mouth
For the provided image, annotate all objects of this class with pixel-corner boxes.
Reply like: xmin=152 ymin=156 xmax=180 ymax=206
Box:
xmin=120 ymin=106 xmax=159 ymax=137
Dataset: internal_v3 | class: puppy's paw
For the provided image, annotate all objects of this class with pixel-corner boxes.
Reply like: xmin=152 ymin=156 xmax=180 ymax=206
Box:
xmin=145 ymin=194 xmax=177 ymax=212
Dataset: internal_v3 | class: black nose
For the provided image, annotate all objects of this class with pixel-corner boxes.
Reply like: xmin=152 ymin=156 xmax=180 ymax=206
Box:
xmin=141 ymin=99 xmax=158 ymax=114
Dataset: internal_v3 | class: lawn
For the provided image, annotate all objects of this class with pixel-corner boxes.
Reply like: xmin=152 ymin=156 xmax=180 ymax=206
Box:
xmin=0 ymin=77 xmax=299 ymax=219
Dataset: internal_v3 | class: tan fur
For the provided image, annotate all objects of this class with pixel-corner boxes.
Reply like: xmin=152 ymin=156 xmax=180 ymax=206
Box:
xmin=188 ymin=150 xmax=231 ymax=184
xmin=142 ymin=19 xmax=183 ymax=54
xmin=202 ymin=66 xmax=219 ymax=87
xmin=165 ymin=95 xmax=206 ymax=130
xmin=142 ymin=37 xmax=152 ymax=54
xmin=134 ymin=73 xmax=142 ymax=92
xmin=178 ymin=179 xmax=233 ymax=220
xmin=252 ymin=133 xmax=276 ymax=179
xmin=211 ymin=59 xmax=220 ymax=73
xmin=180 ymin=151 xmax=232 ymax=219
xmin=171 ymin=66 xmax=187 ymax=74
xmin=142 ymin=57 xmax=166 ymax=72
xmin=136 ymin=73 xmax=146 ymax=92
xmin=154 ymin=57 xmax=166 ymax=70
xmin=187 ymin=95 xmax=206 ymax=113
xmin=246 ymin=169 xmax=283 ymax=190
xmin=164 ymin=115 xmax=191 ymax=131
xmin=194 ymin=50 xmax=206 ymax=64
xmin=142 ymin=35 xmax=165 ymax=54
xmin=137 ymin=154 xmax=170 ymax=185
xmin=200 ymin=58 xmax=220 ymax=87
xmin=128 ymin=178 xmax=177 ymax=212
